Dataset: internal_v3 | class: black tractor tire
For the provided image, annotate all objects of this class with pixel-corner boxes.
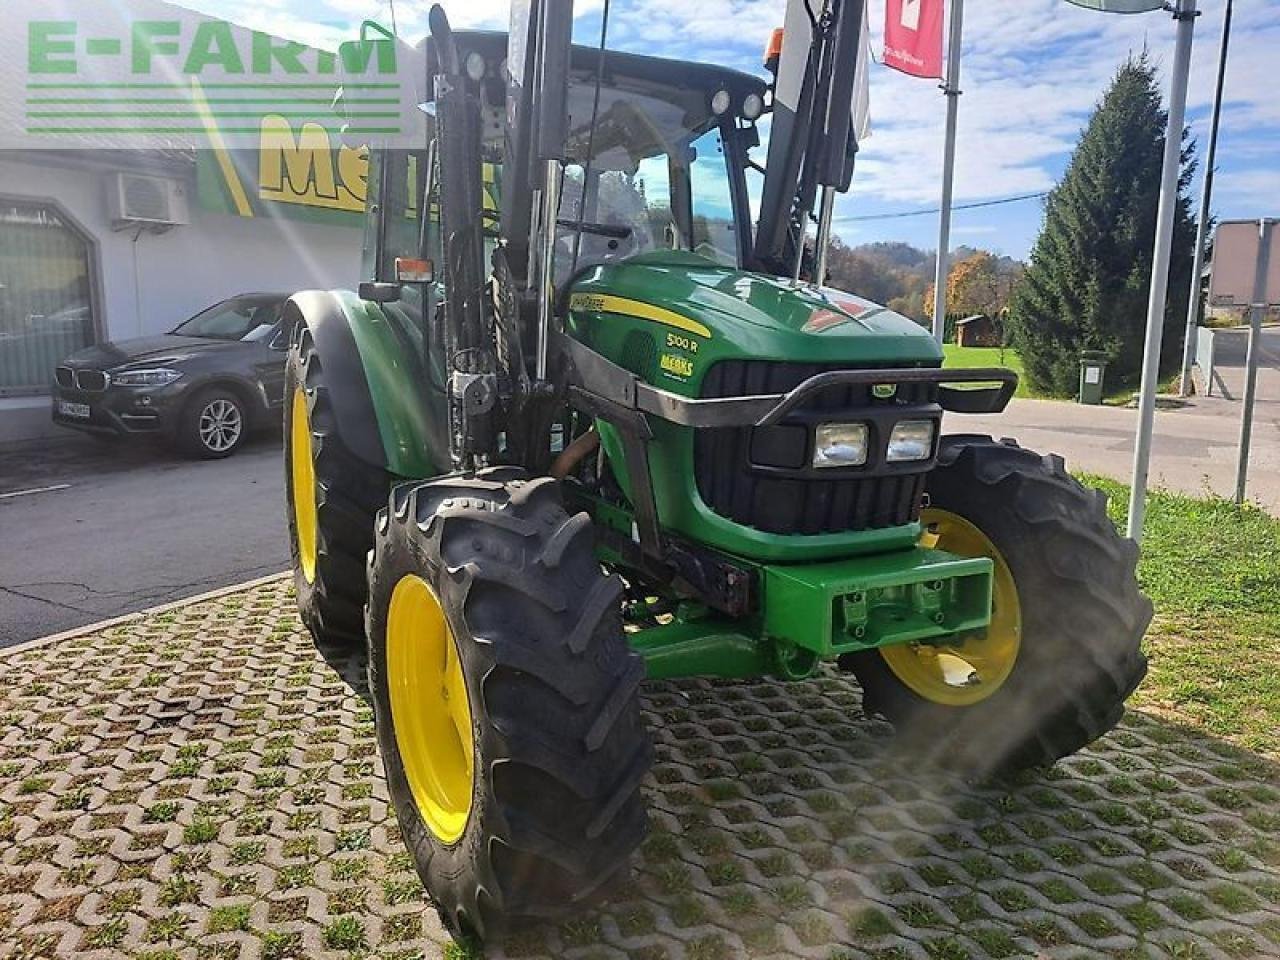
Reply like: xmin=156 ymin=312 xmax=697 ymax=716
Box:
xmin=285 ymin=327 xmax=390 ymax=648
xmin=176 ymin=386 xmax=248 ymax=459
xmin=366 ymin=469 xmax=651 ymax=941
xmin=842 ymin=435 xmax=1150 ymax=777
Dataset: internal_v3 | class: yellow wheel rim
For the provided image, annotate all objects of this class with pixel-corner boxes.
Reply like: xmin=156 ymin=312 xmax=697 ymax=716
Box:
xmin=386 ymin=574 xmax=474 ymax=844
xmin=880 ymin=508 xmax=1022 ymax=707
xmin=289 ymin=387 xmax=319 ymax=584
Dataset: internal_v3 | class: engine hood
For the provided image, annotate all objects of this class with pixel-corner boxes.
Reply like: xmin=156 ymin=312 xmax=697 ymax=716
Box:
xmin=568 ymin=251 xmax=943 ymax=368
xmin=62 ymin=335 xmax=224 ymax=369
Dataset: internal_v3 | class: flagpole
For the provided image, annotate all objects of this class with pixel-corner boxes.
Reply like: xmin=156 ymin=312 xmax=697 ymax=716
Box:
xmin=931 ymin=0 xmax=964 ymax=344
xmin=1178 ymin=0 xmax=1231 ymax=397
xmin=1126 ymin=0 xmax=1197 ymax=541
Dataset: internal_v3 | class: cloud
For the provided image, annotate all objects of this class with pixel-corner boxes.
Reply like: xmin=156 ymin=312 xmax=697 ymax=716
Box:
xmin=1215 ymin=167 xmax=1280 ymax=205
xmin=566 ymin=0 xmax=1277 ymax=224
xmin=168 ymin=0 xmax=1276 ymax=255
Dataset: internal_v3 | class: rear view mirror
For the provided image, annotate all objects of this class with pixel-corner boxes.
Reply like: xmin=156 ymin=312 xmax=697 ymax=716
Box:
xmin=331 ymin=86 xmax=349 ymax=121
xmin=330 ymin=86 xmax=366 ymax=152
xmin=330 ymin=20 xmax=429 ymax=152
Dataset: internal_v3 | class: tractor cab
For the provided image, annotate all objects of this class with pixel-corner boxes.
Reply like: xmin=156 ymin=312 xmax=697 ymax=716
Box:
xmin=364 ymin=31 xmax=764 ymax=299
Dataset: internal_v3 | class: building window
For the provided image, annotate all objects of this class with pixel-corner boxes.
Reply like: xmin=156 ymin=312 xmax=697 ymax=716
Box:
xmin=0 ymin=201 xmax=96 ymax=396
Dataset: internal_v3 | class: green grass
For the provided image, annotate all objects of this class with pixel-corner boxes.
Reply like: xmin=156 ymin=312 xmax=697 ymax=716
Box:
xmin=1083 ymin=476 xmax=1280 ymax=755
xmin=943 ymin=344 xmax=1176 ymax=404
xmin=942 ymin=345 xmax=1032 ymax=398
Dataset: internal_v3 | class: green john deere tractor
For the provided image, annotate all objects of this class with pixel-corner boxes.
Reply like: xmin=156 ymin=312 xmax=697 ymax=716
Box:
xmin=283 ymin=0 xmax=1150 ymax=941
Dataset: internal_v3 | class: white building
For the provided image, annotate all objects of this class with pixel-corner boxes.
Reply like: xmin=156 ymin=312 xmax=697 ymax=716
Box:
xmin=0 ymin=145 xmax=363 ymax=441
xmin=0 ymin=0 xmax=398 ymax=441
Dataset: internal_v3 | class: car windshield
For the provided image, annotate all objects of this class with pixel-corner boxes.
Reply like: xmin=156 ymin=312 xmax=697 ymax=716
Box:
xmin=173 ymin=297 xmax=283 ymax=341
xmin=557 ymin=83 xmax=739 ymax=277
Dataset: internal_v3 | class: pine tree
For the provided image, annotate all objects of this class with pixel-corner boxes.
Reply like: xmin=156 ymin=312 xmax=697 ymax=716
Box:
xmin=1008 ymin=56 xmax=1196 ymax=396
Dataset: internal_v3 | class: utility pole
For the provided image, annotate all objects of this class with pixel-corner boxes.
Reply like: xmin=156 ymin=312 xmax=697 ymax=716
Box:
xmin=930 ymin=0 xmax=964 ymax=345
xmin=1126 ymin=0 xmax=1198 ymax=541
xmin=1234 ymin=219 xmax=1274 ymax=504
xmin=1179 ymin=0 xmax=1232 ymax=397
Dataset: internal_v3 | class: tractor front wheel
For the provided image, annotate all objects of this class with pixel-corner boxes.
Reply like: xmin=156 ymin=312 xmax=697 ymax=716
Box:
xmin=285 ymin=327 xmax=389 ymax=648
xmin=843 ymin=436 xmax=1150 ymax=777
xmin=366 ymin=469 xmax=651 ymax=941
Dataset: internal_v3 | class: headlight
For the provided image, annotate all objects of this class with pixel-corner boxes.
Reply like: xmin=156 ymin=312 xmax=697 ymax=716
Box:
xmin=710 ymin=89 xmax=732 ymax=116
xmin=813 ymin=422 xmax=868 ymax=468
xmin=887 ymin=420 xmax=936 ymax=462
xmin=113 ymin=368 xmax=182 ymax=387
xmin=741 ymin=92 xmax=765 ymax=120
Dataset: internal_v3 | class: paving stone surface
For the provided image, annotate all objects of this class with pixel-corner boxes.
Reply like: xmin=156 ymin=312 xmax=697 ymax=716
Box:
xmin=2 ymin=578 xmax=1278 ymax=960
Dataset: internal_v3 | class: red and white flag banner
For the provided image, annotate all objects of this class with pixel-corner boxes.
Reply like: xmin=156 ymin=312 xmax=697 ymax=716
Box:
xmin=883 ymin=0 xmax=944 ymax=79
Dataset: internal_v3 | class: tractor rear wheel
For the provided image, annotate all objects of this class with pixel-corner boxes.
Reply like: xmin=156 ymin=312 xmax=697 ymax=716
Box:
xmin=285 ymin=327 xmax=390 ymax=648
xmin=842 ymin=436 xmax=1150 ymax=777
xmin=366 ymin=469 xmax=651 ymax=941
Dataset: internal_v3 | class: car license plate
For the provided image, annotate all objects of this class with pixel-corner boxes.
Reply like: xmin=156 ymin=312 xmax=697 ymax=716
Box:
xmin=58 ymin=400 xmax=91 ymax=419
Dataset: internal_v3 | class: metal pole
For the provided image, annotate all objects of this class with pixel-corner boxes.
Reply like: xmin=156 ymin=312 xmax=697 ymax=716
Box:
xmin=1126 ymin=0 xmax=1197 ymax=542
xmin=931 ymin=0 xmax=964 ymax=345
xmin=1179 ymin=0 xmax=1232 ymax=397
xmin=534 ymin=159 xmax=561 ymax=380
xmin=1234 ymin=219 xmax=1272 ymax=503
xmin=813 ymin=185 xmax=836 ymax=286
xmin=793 ymin=225 xmax=807 ymax=280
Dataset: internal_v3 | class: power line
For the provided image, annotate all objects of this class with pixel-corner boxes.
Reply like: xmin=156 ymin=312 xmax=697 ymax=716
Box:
xmin=835 ymin=191 xmax=1048 ymax=223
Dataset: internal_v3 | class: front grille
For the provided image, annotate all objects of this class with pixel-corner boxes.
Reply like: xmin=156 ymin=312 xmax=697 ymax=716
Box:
xmin=693 ymin=360 xmax=937 ymax=535
xmin=54 ymin=367 xmax=74 ymax=389
xmin=71 ymin=369 xmax=108 ymax=391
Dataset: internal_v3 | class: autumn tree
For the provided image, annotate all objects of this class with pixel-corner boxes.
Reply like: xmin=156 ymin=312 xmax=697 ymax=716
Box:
xmin=948 ymin=252 xmax=1002 ymax=316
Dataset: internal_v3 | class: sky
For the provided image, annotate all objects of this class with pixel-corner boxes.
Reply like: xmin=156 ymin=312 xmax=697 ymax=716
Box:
xmin=175 ymin=0 xmax=1277 ymax=261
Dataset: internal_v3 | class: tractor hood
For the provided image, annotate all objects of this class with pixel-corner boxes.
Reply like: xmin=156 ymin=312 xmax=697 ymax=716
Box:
xmin=567 ymin=251 xmax=942 ymax=372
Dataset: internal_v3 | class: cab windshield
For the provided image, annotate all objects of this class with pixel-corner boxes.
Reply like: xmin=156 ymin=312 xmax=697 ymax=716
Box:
xmin=558 ymin=83 xmax=740 ymax=275
xmin=364 ymin=67 xmax=749 ymax=292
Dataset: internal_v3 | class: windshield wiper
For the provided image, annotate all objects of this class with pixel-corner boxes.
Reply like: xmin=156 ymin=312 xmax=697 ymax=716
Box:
xmin=556 ymin=218 xmax=632 ymax=240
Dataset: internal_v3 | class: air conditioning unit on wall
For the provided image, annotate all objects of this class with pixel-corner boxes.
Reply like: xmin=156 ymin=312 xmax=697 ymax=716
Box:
xmin=108 ymin=172 xmax=190 ymax=230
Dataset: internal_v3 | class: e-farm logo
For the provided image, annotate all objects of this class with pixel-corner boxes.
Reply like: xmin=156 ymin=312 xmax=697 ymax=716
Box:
xmin=23 ymin=17 xmax=404 ymax=139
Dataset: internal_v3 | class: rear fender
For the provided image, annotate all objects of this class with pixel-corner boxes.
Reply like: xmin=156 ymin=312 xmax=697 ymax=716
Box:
xmin=285 ymin=290 xmax=443 ymax=479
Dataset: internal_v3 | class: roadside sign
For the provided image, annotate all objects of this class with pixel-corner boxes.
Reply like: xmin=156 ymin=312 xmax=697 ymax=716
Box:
xmin=1209 ymin=219 xmax=1280 ymax=307
xmin=1064 ymin=1 xmax=1165 ymax=11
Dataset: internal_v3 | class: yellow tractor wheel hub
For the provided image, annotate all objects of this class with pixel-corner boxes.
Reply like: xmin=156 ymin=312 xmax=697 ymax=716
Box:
xmin=289 ymin=388 xmax=319 ymax=584
xmin=386 ymin=574 xmax=475 ymax=844
xmin=880 ymin=508 xmax=1022 ymax=707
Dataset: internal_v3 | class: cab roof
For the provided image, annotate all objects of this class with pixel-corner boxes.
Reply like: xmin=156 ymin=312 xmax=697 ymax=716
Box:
xmin=424 ymin=29 xmax=767 ymax=130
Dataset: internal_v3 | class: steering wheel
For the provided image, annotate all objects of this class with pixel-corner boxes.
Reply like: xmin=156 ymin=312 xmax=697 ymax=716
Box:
xmin=555 ymin=219 xmax=641 ymax=276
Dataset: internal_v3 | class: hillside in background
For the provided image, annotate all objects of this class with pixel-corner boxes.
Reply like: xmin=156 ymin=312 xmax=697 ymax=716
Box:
xmin=825 ymin=239 xmax=1023 ymax=324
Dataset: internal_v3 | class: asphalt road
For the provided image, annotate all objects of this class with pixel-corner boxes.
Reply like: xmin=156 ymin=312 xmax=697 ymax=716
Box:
xmin=0 ymin=429 xmax=289 ymax=647
xmin=960 ymin=326 xmax=1280 ymax=513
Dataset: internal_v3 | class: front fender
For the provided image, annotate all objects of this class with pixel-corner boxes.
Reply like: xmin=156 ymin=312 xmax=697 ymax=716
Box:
xmin=285 ymin=290 xmax=444 ymax=479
